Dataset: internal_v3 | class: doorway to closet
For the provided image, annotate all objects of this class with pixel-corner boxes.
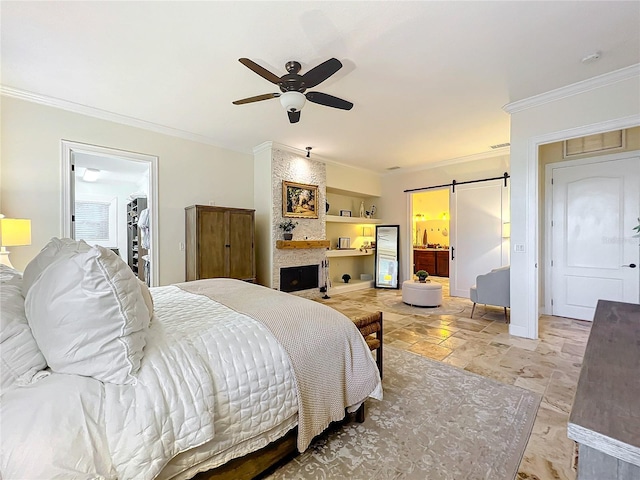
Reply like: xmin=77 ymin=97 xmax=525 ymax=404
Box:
xmin=61 ymin=141 xmax=159 ymax=286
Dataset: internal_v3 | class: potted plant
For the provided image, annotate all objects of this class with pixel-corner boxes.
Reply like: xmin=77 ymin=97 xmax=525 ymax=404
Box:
xmin=278 ymin=219 xmax=298 ymax=240
xmin=341 ymin=273 xmax=351 ymax=283
xmin=416 ymin=270 xmax=429 ymax=283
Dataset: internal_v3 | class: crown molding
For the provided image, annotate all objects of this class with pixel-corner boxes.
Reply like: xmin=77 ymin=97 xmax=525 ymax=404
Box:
xmin=252 ymin=141 xmax=382 ymax=176
xmin=503 ymin=64 xmax=640 ymax=114
xmin=1 ymin=85 xmax=224 ymax=147
xmin=384 ymin=147 xmax=510 ymax=176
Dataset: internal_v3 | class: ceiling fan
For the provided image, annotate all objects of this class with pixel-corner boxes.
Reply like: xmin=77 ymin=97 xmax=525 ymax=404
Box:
xmin=232 ymin=58 xmax=353 ymax=123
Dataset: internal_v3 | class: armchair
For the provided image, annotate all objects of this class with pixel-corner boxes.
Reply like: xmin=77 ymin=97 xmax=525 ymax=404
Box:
xmin=469 ymin=265 xmax=510 ymax=323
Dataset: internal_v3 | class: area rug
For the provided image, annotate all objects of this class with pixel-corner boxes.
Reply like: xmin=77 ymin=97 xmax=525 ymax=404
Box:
xmin=267 ymin=346 xmax=540 ymax=480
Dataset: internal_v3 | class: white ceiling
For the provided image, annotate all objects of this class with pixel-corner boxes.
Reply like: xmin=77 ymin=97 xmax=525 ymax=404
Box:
xmin=74 ymin=153 xmax=149 ymax=185
xmin=2 ymin=1 xmax=639 ymax=172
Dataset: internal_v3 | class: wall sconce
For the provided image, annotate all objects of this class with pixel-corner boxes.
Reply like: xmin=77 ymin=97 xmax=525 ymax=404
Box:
xmin=0 ymin=217 xmax=32 ymax=268
xmin=502 ymin=222 xmax=511 ymax=238
xmin=362 ymin=226 xmax=373 ymax=237
xmin=441 ymin=212 xmax=448 ymax=221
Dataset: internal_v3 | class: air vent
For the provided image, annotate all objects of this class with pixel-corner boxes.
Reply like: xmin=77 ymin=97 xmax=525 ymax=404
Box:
xmin=564 ymin=130 xmax=624 ymax=157
xmin=490 ymin=143 xmax=510 ymax=149
xmin=386 ymin=166 xmax=401 ymax=170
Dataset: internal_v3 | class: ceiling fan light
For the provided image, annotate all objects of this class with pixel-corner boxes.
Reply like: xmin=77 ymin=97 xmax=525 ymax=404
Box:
xmin=279 ymin=91 xmax=306 ymax=112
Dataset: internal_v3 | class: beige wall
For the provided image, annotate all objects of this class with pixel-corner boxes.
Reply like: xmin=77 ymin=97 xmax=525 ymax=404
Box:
xmin=0 ymin=97 xmax=254 ymax=285
xmin=377 ymin=154 xmax=510 ymax=282
xmin=326 ymin=162 xmax=381 ymax=197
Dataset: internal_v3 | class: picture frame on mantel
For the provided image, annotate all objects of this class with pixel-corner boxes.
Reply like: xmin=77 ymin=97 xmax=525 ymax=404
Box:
xmin=283 ymin=180 xmax=319 ymax=219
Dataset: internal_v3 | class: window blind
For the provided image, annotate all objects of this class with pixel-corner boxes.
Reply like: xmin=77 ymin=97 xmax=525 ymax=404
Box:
xmin=75 ymin=201 xmax=110 ymax=241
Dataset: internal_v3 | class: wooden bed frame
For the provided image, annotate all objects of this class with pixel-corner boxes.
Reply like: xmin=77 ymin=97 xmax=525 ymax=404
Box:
xmin=192 ymin=405 xmax=366 ymax=480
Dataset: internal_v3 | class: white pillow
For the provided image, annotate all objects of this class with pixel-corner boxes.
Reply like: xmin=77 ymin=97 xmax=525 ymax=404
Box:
xmin=0 ymin=264 xmax=23 ymax=285
xmin=25 ymin=245 xmax=150 ymax=385
xmin=138 ymin=279 xmax=154 ymax=319
xmin=22 ymin=237 xmax=92 ymax=297
xmin=1 ymin=268 xmax=48 ymax=393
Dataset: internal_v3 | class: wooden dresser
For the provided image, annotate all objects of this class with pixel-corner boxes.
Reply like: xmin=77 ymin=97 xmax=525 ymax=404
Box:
xmin=185 ymin=205 xmax=256 ymax=282
xmin=568 ymin=300 xmax=640 ymax=479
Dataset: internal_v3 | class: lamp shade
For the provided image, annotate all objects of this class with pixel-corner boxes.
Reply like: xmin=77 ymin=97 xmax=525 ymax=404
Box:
xmin=0 ymin=218 xmax=32 ymax=247
xmin=279 ymin=91 xmax=306 ymax=112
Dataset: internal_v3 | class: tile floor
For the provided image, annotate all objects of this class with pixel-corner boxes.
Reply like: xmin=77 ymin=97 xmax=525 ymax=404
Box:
xmin=315 ymin=278 xmax=592 ymax=480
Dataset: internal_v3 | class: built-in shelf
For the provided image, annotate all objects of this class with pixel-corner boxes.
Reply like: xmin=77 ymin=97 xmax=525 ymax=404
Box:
xmin=325 ymin=215 xmax=382 ymax=224
xmin=329 ymin=279 xmax=375 ymax=295
xmin=276 ymin=240 xmax=330 ymax=249
xmin=326 ymin=249 xmax=374 ymax=258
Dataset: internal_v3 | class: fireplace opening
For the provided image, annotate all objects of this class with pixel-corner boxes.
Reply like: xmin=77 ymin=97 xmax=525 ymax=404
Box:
xmin=280 ymin=265 xmax=319 ymax=293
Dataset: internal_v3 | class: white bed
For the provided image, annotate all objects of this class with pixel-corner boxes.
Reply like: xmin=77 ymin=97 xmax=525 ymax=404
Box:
xmin=0 ymin=239 xmax=382 ymax=480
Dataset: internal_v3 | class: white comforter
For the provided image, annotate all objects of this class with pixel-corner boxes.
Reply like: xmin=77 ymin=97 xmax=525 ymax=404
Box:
xmin=1 ymin=286 xmax=298 ymax=480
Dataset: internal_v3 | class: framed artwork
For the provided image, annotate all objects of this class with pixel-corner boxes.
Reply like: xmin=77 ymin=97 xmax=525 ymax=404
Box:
xmin=282 ymin=180 xmax=319 ymax=219
xmin=339 ymin=210 xmax=352 ymax=217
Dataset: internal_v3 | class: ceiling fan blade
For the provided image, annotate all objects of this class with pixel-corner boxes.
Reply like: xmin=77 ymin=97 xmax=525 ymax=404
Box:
xmin=287 ymin=110 xmax=301 ymax=123
xmin=238 ymin=58 xmax=281 ymax=84
xmin=305 ymin=91 xmax=353 ymax=110
xmin=232 ymin=93 xmax=280 ymax=105
xmin=302 ymin=58 xmax=342 ymax=88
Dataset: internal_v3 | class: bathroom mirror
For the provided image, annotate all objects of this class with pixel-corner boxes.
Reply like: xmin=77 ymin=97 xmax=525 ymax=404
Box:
xmin=375 ymin=225 xmax=399 ymax=289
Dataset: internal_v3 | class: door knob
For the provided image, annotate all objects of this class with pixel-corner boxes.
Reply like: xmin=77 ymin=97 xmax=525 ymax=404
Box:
xmin=622 ymin=263 xmax=637 ymax=268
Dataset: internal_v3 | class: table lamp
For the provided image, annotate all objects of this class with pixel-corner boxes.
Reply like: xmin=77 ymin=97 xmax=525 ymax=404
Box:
xmin=0 ymin=218 xmax=32 ymax=268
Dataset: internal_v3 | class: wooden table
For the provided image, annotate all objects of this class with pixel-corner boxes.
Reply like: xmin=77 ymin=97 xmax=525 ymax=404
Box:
xmin=568 ymin=300 xmax=640 ymax=479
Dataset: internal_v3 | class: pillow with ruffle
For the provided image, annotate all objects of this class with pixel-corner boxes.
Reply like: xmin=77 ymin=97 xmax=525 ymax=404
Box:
xmin=1 ymin=267 xmax=48 ymax=393
xmin=25 ymin=245 xmax=150 ymax=385
xmin=138 ymin=279 xmax=154 ymax=320
xmin=22 ymin=237 xmax=92 ymax=297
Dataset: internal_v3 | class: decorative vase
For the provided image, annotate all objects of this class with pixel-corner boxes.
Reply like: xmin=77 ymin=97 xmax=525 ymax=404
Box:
xmin=418 ymin=277 xmax=427 ymax=283
xmin=283 ymin=233 xmax=293 ymax=240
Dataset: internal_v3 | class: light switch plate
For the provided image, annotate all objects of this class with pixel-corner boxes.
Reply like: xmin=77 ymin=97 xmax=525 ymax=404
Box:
xmin=514 ymin=244 xmax=525 ymax=253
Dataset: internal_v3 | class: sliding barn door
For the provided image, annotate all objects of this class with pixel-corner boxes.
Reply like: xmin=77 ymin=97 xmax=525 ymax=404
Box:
xmin=449 ymin=180 xmax=509 ymax=298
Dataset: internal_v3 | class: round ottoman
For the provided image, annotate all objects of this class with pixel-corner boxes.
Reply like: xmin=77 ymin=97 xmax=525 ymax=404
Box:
xmin=402 ymin=280 xmax=443 ymax=307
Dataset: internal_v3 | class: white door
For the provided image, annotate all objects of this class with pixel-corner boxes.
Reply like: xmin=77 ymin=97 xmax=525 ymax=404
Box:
xmin=449 ymin=180 xmax=509 ymax=297
xmin=551 ymin=155 xmax=640 ymax=321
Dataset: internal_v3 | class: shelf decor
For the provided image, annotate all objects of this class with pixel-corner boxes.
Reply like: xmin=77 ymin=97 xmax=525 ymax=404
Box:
xmin=278 ymin=219 xmax=298 ymax=240
xmin=282 ymin=180 xmax=318 ymax=219
xmin=416 ymin=270 xmax=429 ymax=283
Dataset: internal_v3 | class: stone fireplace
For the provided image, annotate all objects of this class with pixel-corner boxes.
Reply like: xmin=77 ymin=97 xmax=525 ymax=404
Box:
xmin=253 ymin=142 xmax=328 ymax=298
xmin=279 ymin=264 xmax=319 ymax=293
